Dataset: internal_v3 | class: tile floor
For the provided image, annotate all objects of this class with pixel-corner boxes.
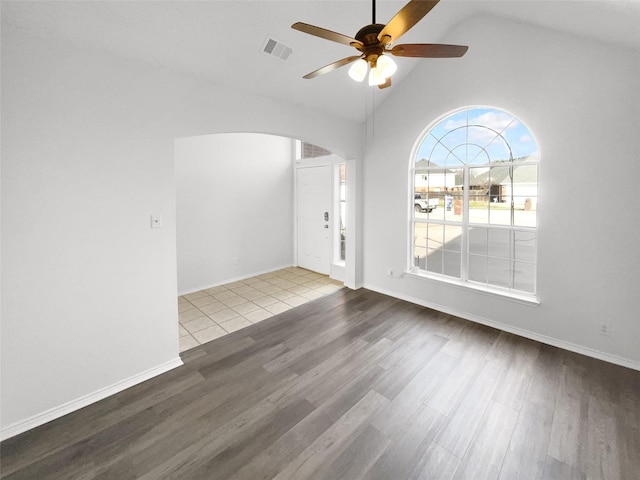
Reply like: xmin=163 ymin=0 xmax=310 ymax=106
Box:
xmin=178 ymin=267 xmax=344 ymax=352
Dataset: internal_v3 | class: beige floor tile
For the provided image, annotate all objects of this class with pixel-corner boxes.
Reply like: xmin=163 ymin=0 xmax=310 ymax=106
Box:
xmin=183 ymin=290 xmax=209 ymax=301
xmin=317 ymin=284 xmax=343 ymax=294
xmin=220 ymin=317 xmax=253 ymax=333
xmin=189 ymin=295 xmax=216 ymax=308
xmin=179 ymin=308 xmax=207 ymax=323
xmin=250 ymin=279 xmax=271 ymax=289
xmin=208 ymin=308 xmax=240 ymax=323
xmin=178 ymin=296 xmax=189 ymax=304
xmin=304 ymin=272 xmax=324 ymax=280
xmin=259 ymin=285 xmax=283 ymax=295
xmin=179 ymin=335 xmax=200 ymax=352
xmin=225 ymin=281 xmax=245 ymax=289
xmin=232 ymin=301 xmax=261 ymax=316
xmin=256 ymin=272 xmax=277 ymax=279
xmin=270 ymin=278 xmax=296 ymax=288
xmin=272 ymin=290 xmax=297 ymax=301
xmin=239 ymin=289 xmax=265 ymax=301
xmin=182 ymin=316 xmax=216 ymax=334
xmin=179 ymin=325 xmax=190 ymax=337
xmin=178 ymin=302 xmax=197 ymax=313
xmin=213 ymin=290 xmax=240 ymax=301
xmin=253 ymin=295 xmax=280 ymax=308
xmin=301 ymin=290 xmax=325 ymax=301
xmin=244 ymin=308 xmax=272 ymax=323
xmin=221 ymin=295 xmax=248 ymax=308
xmin=192 ymin=324 xmax=227 ymax=343
xmin=288 ymin=285 xmax=313 ymax=296
xmin=199 ymin=301 xmax=228 ymax=315
xmin=204 ymin=285 xmax=228 ymax=295
xmin=284 ymin=295 xmax=308 ymax=307
xmin=265 ymin=302 xmax=292 ymax=315
xmin=231 ymin=284 xmax=258 ymax=295
xmin=290 ymin=276 xmax=311 ymax=285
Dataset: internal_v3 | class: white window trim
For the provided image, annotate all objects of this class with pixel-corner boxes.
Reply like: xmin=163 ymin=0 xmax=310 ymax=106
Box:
xmin=403 ymin=268 xmax=541 ymax=306
xmin=408 ymin=106 xmax=539 ymax=303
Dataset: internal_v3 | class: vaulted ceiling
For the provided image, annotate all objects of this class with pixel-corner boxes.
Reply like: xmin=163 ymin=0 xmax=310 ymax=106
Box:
xmin=3 ymin=1 xmax=639 ymax=122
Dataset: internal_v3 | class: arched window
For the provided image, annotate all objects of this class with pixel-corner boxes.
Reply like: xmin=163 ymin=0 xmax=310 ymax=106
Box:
xmin=411 ymin=106 xmax=539 ymax=297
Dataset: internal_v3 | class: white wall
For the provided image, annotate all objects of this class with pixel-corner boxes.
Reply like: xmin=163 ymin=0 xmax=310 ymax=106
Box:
xmin=0 ymin=26 xmax=362 ymax=437
xmin=362 ymin=14 xmax=640 ymax=368
xmin=176 ymin=133 xmax=294 ymax=294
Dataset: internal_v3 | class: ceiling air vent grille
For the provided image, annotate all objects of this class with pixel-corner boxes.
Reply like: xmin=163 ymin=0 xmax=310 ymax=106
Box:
xmin=262 ymin=37 xmax=293 ymax=61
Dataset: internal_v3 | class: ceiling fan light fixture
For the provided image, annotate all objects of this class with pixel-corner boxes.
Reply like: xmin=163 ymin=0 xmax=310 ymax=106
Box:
xmin=376 ymin=54 xmax=397 ymax=78
xmin=368 ymin=65 xmax=386 ymax=86
xmin=348 ymin=58 xmax=368 ymax=82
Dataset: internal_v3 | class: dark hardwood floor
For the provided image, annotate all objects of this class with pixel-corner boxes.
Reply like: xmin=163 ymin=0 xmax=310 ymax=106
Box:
xmin=2 ymin=288 xmax=639 ymax=479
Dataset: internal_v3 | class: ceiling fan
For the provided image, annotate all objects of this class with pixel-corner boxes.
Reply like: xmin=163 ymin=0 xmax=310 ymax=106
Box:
xmin=292 ymin=0 xmax=468 ymax=89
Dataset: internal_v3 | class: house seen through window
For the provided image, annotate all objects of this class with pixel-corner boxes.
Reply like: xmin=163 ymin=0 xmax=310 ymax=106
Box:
xmin=411 ymin=106 xmax=539 ymax=297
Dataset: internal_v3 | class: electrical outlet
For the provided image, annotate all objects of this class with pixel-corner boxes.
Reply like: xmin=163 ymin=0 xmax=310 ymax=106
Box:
xmin=599 ymin=323 xmax=611 ymax=336
xmin=387 ymin=268 xmax=393 ymax=277
xmin=150 ymin=214 xmax=162 ymax=229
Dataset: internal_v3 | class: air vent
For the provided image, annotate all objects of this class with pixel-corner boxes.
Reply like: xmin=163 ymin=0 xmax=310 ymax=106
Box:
xmin=262 ymin=37 xmax=293 ymax=61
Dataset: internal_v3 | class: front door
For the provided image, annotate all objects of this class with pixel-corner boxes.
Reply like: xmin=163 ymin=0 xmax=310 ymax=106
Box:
xmin=296 ymin=165 xmax=331 ymax=274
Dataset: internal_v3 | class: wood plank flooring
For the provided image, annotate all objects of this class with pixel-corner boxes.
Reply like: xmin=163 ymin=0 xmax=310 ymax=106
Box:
xmin=2 ymin=288 xmax=639 ymax=479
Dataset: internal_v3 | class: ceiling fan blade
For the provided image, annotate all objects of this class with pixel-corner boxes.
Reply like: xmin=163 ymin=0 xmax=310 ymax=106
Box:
xmin=378 ymin=77 xmax=392 ymax=89
xmin=389 ymin=43 xmax=468 ymax=58
xmin=303 ymin=55 xmax=363 ymax=79
xmin=292 ymin=22 xmax=363 ymax=48
xmin=378 ymin=0 xmax=440 ymax=44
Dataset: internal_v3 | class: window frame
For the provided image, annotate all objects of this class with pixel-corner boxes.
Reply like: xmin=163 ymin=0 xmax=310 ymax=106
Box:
xmin=408 ymin=106 xmax=540 ymax=303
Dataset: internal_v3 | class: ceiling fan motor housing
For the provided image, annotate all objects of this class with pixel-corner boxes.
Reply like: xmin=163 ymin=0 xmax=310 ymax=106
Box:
xmin=353 ymin=24 xmax=389 ymax=66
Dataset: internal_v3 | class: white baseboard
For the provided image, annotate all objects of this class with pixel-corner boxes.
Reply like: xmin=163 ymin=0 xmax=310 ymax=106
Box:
xmin=363 ymin=283 xmax=640 ymax=372
xmin=178 ymin=264 xmax=294 ymax=296
xmin=0 ymin=357 xmax=183 ymax=441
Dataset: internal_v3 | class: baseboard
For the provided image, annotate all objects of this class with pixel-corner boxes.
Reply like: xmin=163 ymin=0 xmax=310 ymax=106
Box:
xmin=363 ymin=283 xmax=640 ymax=372
xmin=178 ymin=264 xmax=294 ymax=296
xmin=0 ymin=357 xmax=183 ymax=441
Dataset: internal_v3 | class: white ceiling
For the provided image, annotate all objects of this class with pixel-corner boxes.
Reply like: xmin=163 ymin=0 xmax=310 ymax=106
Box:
xmin=3 ymin=0 xmax=639 ymax=122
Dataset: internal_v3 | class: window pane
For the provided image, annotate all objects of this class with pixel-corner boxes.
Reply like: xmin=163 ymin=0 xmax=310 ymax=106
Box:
xmin=430 ymin=141 xmax=458 ymax=167
xmin=468 ymin=227 xmax=488 ymax=255
xmin=413 ymin=223 xmax=427 ymax=267
xmin=416 ymin=135 xmax=439 ymax=166
xmin=513 ymin=164 xmax=538 ymax=184
xmin=514 ymin=197 xmax=537 ymax=227
xmin=414 ymin=170 xmax=450 ymax=220
xmin=468 ymin=254 xmax=487 ymax=283
xmin=469 ymin=200 xmax=490 ymax=224
xmin=443 ymin=225 xmax=462 ymax=252
xmin=513 ymin=262 xmax=536 ymax=293
xmin=413 ymin=185 xmax=428 ymax=218
xmin=488 ymin=229 xmax=511 ymax=260
xmin=488 ymin=257 xmax=511 ymax=288
xmin=514 ymin=231 xmax=536 ymax=263
xmin=426 ymin=248 xmax=443 ymax=274
xmin=427 ymin=224 xmax=444 ymax=250
xmin=443 ymin=251 xmax=461 ymax=277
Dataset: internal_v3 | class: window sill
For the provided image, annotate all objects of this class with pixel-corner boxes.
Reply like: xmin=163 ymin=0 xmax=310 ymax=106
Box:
xmin=403 ymin=270 xmax=540 ymax=306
